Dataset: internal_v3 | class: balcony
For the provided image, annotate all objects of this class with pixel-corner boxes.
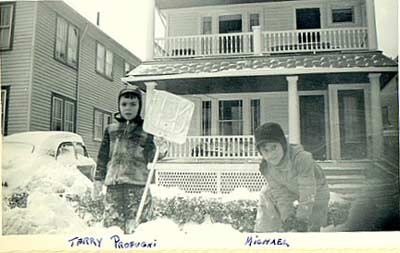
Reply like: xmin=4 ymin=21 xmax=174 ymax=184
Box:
xmin=154 ymin=27 xmax=369 ymax=58
xmin=165 ymin=135 xmax=260 ymax=160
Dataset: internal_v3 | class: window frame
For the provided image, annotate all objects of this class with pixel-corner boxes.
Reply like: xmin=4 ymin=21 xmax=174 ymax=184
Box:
xmin=201 ymin=100 xmax=212 ymax=136
xmin=93 ymin=108 xmax=112 ymax=141
xmin=0 ymin=2 xmax=15 ymax=51
xmin=250 ymin=99 xmax=261 ymax=135
xmin=218 ymin=99 xmax=243 ymax=135
xmin=95 ymin=42 xmax=114 ymax=80
xmin=50 ymin=93 xmax=76 ymax=132
xmin=54 ymin=16 xmax=80 ymax=68
xmin=331 ymin=7 xmax=355 ymax=24
xmin=1 ymin=86 xmax=10 ymax=135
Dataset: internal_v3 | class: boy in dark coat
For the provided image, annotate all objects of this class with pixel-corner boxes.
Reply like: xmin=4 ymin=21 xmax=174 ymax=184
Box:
xmin=92 ymin=85 xmax=165 ymax=234
xmin=254 ymin=122 xmax=330 ymax=232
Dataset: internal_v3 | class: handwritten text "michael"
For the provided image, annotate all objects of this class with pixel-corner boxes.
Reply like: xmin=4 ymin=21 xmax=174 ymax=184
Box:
xmin=245 ymin=235 xmax=290 ymax=247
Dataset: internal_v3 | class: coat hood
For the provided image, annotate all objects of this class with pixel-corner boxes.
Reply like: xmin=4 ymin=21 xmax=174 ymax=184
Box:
xmin=116 ymin=85 xmax=143 ymax=124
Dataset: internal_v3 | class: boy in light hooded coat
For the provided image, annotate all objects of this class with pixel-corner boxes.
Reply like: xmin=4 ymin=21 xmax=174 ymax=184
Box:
xmin=254 ymin=122 xmax=330 ymax=232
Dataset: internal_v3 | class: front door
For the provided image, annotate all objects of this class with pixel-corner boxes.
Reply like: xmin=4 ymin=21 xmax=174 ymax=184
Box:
xmin=338 ymin=90 xmax=367 ymax=159
xmin=300 ymin=95 xmax=326 ymax=160
xmin=296 ymin=8 xmax=321 ymax=49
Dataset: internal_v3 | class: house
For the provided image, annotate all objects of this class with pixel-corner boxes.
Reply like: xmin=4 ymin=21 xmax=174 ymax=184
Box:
xmin=0 ymin=1 xmax=141 ymax=158
xmin=123 ymin=0 xmax=398 ymax=195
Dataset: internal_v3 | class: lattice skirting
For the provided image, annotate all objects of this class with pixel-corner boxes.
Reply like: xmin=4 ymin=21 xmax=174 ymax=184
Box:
xmin=155 ymin=163 xmax=266 ymax=194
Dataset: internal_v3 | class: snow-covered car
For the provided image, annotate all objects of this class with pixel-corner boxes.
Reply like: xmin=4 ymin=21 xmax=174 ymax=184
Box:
xmin=2 ymin=131 xmax=96 ymax=181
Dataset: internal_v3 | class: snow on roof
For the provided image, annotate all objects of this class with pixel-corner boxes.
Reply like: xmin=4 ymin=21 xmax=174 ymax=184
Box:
xmin=124 ymin=51 xmax=397 ymax=82
xmin=3 ymin=131 xmax=84 ymax=152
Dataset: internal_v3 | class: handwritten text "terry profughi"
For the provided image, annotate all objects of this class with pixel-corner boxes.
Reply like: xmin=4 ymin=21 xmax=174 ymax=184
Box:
xmin=68 ymin=235 xmax=157 ymax=249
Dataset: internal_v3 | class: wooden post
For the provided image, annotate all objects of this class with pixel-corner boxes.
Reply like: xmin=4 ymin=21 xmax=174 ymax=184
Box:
xmin=369 ymin=73 xmax=383 ymax=159
xmin=366 ymin=0 xmax=378 ymax=50
xmin=287 ymin=76 xmax=300 ymax=144
xmin=253 ymin=26 xmax=262 ymax=55
xmin=145 ymin=0 xmax=155 ymax=61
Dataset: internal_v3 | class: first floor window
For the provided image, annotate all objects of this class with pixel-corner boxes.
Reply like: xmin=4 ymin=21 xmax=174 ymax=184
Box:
xmin=94 ymin=109 xmax=112 ymax=141
xmin=0 ymin=3 xmax=14 ymax=50
xmin=219 ymin=100 xmax=243 ymax=135
xmin=201 ymin=101 xmax=212 ymax=136
xmin=51 ymin=94 xmax=76 ymax=132
xmin=1 ymin=87 xmax=9 ymax=134
xmin=96 ymin=42 xmax=113 ymax=79
xmin=251 ymin=99 xmax=260 ymax=134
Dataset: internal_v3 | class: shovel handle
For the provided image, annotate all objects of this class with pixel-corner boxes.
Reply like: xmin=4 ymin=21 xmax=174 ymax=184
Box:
xmin=135 ymin=145 xmax=159 ymax=224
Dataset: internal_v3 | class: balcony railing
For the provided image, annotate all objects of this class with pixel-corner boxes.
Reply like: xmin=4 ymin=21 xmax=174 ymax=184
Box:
xmin=154 ymin=27 xmax=368 ymax=58
xmin=165 ymin=135 xmax=260 ymax=159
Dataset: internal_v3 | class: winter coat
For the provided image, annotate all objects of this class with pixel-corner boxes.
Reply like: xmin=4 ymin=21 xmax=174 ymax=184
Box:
xmin=259 ymin=144 xmax=329 ymax=222
xmin=94 ymin=119 xmax=156 ymax=186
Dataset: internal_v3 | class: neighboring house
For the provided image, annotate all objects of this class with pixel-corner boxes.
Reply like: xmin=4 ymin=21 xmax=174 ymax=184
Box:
xmin=0 ymin=1 xmax=140 ymax=158
xmin=124 ymin=0 xmax=398 ymax=195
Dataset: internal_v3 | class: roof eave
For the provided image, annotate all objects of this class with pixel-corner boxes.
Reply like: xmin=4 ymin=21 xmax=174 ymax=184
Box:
xmin=122 ymin=66 xmax=398 ymax=83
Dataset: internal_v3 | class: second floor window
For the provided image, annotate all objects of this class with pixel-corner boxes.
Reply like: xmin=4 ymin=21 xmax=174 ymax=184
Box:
xmin=51 ymin=94 xmax=76 ymax=132
xmin=55 ymin=17 xmax=79 ymax=67
xmin=94 ymin=109 xmax=112 ymax=141
xmin=0 ymin=3 xmax=14 ymax=50
xmin=124 ymin=62 xmax=134 ymax=75
xmin=96 ymin=43 xmax=113 ymax=79
xmin=332 ymin=8 xmax=354 ymax=23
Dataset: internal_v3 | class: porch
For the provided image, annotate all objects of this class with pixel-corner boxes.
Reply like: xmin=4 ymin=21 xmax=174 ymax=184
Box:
xmin=154 ymin=27 xmax=369 ymax=58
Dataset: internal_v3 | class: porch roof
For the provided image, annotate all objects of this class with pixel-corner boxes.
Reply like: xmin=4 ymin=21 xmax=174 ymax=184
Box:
xmin=123 ymin=51 xmax=397 ymax=83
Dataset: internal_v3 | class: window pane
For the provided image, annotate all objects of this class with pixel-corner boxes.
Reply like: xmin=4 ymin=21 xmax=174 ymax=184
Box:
xmin=96 ymin=43 xmax=105 ymax=73
xmin=105 ymin=50 xmax=113 ymax=77
xmin=249 ymin=14 xmax=260 ymax=31
xmin=124 ymin=62 xmax=132 ymax=74
xmin=202 ymin=101 xmax=212 ymax=135
xmin=103 ymin=114 xmax=111 ymax=129
xmin=64 ymin=101 xmax=75 ymax=132
xmin=1 ymin=89 xmax=7 ymax=134
xmin=0 ymin=5 xmax=11 ymax=26
xmin=56 ymin=18 xmax=68 ymax=60
xmin=0 ymin=28 xmax=10 ymax=48
xmin=202 ymin=17 xmax=212 ymax=35
xmin=67 ymin=25 xmax=79 ymax=66
xmin=251 ymin=99 xmax=260 ymax=134
xmin=332 ymin=8 xmax=353 ymax=23
xmin=219 ymin=100 xmax=242 ymax=120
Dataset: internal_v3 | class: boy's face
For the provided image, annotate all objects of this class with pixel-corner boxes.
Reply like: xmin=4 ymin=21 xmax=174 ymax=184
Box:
xmin=258 ymin=142 xmax=284 ymax=166
xmin=119 ymin=96 xmax=139 ymax=121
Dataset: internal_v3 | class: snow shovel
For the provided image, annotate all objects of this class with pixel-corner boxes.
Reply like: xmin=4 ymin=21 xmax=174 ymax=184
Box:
xmin=133 ymin=89 xmax=194 ymax=229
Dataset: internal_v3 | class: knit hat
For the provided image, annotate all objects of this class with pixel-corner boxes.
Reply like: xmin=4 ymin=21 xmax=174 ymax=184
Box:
xmin=116 ymin=85 xmax=143 ymax=123
xmin=254 ymin=122 xmax=287 ymax=155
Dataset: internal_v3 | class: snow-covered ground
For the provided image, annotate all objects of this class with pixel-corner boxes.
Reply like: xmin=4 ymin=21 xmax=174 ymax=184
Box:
xmin=2 ymin=152 xmax=349 ymax=239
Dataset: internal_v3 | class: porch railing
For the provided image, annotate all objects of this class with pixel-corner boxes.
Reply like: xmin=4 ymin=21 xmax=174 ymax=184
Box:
xmin=262 ymin=27 xmax=368 ymax=53
xmin=165 ymin=135 xmax=260 ymax=159
xmin=154 ymin=32 xmax=253 ymax=58
xmin=154 ymin=27 xmax=368 ymax=58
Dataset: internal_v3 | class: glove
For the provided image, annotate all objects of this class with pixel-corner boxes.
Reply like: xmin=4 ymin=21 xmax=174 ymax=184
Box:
xmin=282 ymin=215 xmax=309 ymax=232
xmin=92 ymin=180 xmax=104 ymax=200
xmin=154 ymin=136 xmax=168 ymax=158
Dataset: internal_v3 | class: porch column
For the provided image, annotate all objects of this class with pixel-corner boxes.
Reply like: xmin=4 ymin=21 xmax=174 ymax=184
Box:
xmin=369 ymin=73 xmax=383 ymax=159
xmin=253 ymin=26 xmax=262 ymax=55
xmin=287 ymin=76 xmax=300 ymax=144
xmin=144 ymin=82 xmax=157 ymax=116
xmin=145 ymin=0 xmax=155 ymax=61
xmin=366 ymin=0 xmax=378 ymax=50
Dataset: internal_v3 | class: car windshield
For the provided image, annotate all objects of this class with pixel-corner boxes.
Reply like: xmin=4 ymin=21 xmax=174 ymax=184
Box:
xmin=75 ymin=143 xmax=89 ymax=157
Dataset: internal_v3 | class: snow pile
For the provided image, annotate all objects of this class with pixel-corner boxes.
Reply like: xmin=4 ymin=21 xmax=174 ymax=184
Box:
xmin=2 ymin=153 xmax=101 ymax=235
xmin=133 ymin=216 xmax=242 ymax=248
